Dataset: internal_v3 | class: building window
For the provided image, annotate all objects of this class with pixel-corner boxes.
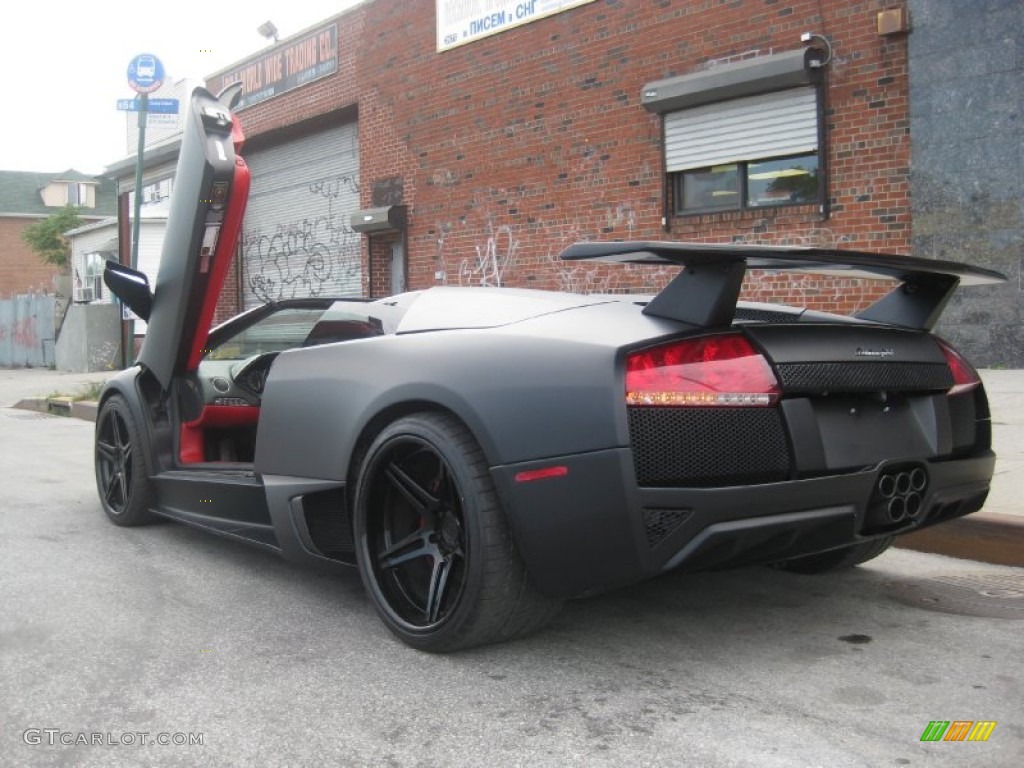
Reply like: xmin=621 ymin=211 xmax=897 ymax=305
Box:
xmin=139 ymin=177 xmax=173 ymax=206
xmin=67 ymin=182 xmax=91 ymax=207
xmin=675 ymin=153 xmax=820 ymax=214
xmin=665 ymin=87 xmax=822 ymax=216
xmin=75 ymin=253 xmax=106 ymax=302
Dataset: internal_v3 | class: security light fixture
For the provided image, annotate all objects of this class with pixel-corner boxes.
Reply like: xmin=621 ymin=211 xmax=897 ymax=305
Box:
xmin=258 ymin=21 xmax=279 ymax=43
xmin=800 ymin=32 xmax=833 ymax=68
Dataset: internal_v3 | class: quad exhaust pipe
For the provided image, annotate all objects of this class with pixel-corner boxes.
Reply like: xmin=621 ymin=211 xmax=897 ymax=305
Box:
xmin=876 ymin=467 xmax=927 ymax=523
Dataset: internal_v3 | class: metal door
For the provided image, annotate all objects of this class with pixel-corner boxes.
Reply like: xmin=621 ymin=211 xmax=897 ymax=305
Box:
xmin=241 ymin=123 xmax=361 ymax=309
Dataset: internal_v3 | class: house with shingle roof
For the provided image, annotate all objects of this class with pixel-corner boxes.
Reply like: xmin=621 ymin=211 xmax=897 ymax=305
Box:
xmin=0 ymin=169 xmax=116 ymax=297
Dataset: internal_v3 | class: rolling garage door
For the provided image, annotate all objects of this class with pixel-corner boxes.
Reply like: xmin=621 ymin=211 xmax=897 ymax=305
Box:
xmin=664 ymin=87 xmax=818 ymax=172
xmin=241 ymin=122 xmax=360 ymax=310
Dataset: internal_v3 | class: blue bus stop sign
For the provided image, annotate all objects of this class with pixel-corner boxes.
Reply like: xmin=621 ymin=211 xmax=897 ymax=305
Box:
xmin=127 ymin=53 xmax=165 ymax=94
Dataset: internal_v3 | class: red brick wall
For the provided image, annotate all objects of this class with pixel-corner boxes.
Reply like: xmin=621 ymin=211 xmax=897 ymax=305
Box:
xmin=212 ymin=250 xmax=242 ymax=325
xmin=0 ymin=218 xmax=61 ymax=297
xmin=212 ymin=0 xmax=910 ymax=315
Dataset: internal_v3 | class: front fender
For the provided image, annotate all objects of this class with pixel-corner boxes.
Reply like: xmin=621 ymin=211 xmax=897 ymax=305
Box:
xmin=96 ymin=367 xmax=163 ymax=477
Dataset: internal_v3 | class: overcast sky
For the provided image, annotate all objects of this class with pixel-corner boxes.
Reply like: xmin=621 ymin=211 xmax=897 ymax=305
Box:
xmin=2 ymin=1 xmax=362 ymax=175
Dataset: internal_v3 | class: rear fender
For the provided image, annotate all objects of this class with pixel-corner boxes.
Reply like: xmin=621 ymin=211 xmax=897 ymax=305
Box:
xmin=254 ymin=331 xmax=626 ymax=481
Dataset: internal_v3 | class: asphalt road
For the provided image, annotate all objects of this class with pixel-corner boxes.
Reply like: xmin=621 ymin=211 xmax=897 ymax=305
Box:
xmin=2 ymin=406 xmax=1022 ymax=767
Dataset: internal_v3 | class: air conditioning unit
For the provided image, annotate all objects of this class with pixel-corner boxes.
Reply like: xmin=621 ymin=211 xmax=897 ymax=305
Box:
xmin=75 ymin=286 xmax=95 ymax=303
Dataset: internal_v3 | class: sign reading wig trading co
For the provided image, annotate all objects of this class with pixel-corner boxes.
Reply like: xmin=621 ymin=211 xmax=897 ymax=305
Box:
xmin=221 ymin=24 xmax=338 ymax=109
xmin=437 ymin=0 xmax=598 ymax=51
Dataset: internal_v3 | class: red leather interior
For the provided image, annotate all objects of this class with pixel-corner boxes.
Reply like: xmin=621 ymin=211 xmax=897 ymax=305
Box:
xmin=179 ymin=405 xmax=260 ymax=464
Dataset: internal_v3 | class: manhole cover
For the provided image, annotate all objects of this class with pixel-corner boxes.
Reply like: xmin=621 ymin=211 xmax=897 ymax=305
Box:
xmin=885 ymin=573 xmax=1024 ymax=619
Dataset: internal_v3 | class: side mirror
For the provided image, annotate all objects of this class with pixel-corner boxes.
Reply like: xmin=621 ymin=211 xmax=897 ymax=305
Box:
xmin=103 ymin=260 xmax=153 ymax=321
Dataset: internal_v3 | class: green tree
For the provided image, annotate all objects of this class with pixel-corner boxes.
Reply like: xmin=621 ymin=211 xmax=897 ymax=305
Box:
xmin=21 ymin=205 xmax=82 ymax=271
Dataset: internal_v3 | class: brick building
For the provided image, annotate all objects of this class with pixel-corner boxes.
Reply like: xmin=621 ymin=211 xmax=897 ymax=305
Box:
xmin=0 ymin=170 xmax=116 ymax=297
xmin=202 ymin=0 xmax=1019 ymax=363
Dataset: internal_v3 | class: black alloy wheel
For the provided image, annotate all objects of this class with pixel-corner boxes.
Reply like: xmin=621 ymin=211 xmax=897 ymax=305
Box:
xmin=95 ymin=395 xmax=155 ymax=526
xmin=363 ymin=433 xmax=468 ymax=628
xmin=354 ymin=413 xmax=560 ymax=652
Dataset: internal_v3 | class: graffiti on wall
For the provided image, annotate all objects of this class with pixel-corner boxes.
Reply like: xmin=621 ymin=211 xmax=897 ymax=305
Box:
xmin=608 ymin=202 xmax=637 ymax=237
xmin=433 ymin=184 xmax=649 ymax=293
xmin=88 ymin=339 xmax=120 ymax=371
xmin=0 ymin=317 xmax=40 ymax=347
xmin=429 ymin=187 xmax=881 ymax=308
xmin=731 ymin=227 xmax=886 ymax=313
xmin=243 ymin=175 xmax=361 ymax=303
xmin=13 ymin=317 xmax=38 ymax=348
xmin=458 ymin=217 xmax=519 ymax=287
xmin=542 ymin=204 xmax=670 ymax=296
xmin=0 ymin=294 xmax=55 ymax=367
xmin=731 ymin=227 xmax=855 ymax=250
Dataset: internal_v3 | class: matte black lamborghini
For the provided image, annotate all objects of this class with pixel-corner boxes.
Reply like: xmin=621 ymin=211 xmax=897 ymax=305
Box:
xmin=97 ymin=86 xmax=1004 ymax=651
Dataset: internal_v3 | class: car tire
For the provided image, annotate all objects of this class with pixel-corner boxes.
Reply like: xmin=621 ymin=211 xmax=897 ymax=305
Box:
xmin=353 ymin=412 xmax=561 ymax=652
xmin=773 ymin=536 xmax=895 ymax=574
xmin=94 ymin=395 xmax=156 ymax=527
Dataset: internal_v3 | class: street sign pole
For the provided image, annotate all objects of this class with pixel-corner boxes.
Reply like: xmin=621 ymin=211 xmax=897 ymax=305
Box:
xmin=126 ymin=94 xmax=149 ymax=366
xmin=122 ymin=52 xmax=164 ymax=368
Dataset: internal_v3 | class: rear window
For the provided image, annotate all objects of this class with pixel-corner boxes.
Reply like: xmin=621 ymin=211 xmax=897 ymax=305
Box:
xmin=206 ymin=307 xmax=330 ymax=360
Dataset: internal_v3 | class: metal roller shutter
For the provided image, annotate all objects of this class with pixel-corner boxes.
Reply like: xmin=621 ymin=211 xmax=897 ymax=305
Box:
xmin=665 ymin=87 xmax=818 ymax=172
xmin=133 ymin=220 xmax=169 ymax=334
xmin=241 ymin=122 xmax=360 ymax=310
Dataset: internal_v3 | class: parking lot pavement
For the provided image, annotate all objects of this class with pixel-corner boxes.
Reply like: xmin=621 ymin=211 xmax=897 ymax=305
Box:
xmin=1 ymin=404 xmax=1022 ymax=767
xmin=0 ymin=368 xmax=111 ymax=408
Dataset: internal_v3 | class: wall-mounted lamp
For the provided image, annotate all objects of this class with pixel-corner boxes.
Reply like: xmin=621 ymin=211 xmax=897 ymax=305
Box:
xmin=877 ymin=8 xmax=910 ymax=36
xmin=257 ymin=21 xmax=279 ymax=43
xmin=800 ymin=32 xmax=833 ymax=68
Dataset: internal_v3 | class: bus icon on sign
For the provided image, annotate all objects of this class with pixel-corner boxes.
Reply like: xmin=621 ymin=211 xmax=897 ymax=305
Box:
xmin=127 ymin=52 xmax=164 ymax=94
xmin=136 ymin=55 xmax=156 ymax=78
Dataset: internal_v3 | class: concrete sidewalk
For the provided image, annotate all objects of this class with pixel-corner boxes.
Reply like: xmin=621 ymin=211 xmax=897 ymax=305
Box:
xmin=0 ymin=367 xmax=110 ymax=422
xmin=0 ymin=367 xmax=111 ymax=409
xmin=896 ymin=369 xmax=1024 ymax=566
xmin=2 ymin=365 xmax=1021 ymax=565
xmin=972 ymin=369 xmax=1024 ymax=519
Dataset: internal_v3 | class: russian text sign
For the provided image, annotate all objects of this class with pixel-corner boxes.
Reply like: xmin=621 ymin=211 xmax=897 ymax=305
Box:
xmin=437 ymin=0 xmax=598 ymax=51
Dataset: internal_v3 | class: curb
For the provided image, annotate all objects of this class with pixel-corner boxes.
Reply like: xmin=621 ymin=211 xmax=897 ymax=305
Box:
xmin=13 ymin=397 xmax=48 ymax=413
xmin=13 ymin=398 xmax=99 ymax=423
xmin=47 ymin=396 xmax=75 ymax=417
xmin=72 ymin=401 xmax=99 ymax=422
xmin=894 ymin=512 xmax=1024 ymax=568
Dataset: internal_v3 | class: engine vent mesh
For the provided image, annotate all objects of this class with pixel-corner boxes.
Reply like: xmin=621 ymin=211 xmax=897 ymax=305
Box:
xmin=733 ymin=307 xmax=799 ymax=324
xmin=628 ymin=407 xmax=790 ymax=488
xmin=642 ymin=507 xmax=693 ymax=547
xmin=303 ymin=489 xmax=353 ymax=558
xmin=775 ymin=362 xmax=953 ymax=393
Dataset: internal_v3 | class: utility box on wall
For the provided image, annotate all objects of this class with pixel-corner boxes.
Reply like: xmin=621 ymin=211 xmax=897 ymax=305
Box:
xmin=350 ymin=205 xmax=407 ymax=234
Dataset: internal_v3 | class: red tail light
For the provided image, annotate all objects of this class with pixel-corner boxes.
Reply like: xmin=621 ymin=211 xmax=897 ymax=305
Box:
xmin=626 ymin=334 xmax=780 ymax=407
xmin=936 ymin=338 xmax=981 ymax=396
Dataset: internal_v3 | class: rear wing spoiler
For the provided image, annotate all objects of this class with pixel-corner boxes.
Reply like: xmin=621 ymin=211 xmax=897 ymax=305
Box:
xmin=559 ymin=241 xmax=1006 ymax=331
